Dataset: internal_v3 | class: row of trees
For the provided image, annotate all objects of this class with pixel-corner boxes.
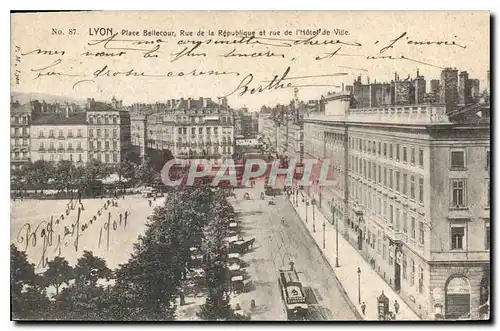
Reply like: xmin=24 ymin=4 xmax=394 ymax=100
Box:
xmin=11 ymin=156 xmax=167 ymax=194
xmin=11 ymin=180 xmax=246 ymax=320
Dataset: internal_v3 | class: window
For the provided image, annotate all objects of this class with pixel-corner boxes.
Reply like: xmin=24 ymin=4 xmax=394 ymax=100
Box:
xmin=396 ymin=144 xmax=400 ymax=161
xmin=451 ymin=150 xmax=465 ymax=169
xmin=59 ymin=130 xmax=63 ymax=137
xmin=50 ymin=142 xmax=54 ymax=149
xmin=410 ymin=176 xmax=416 ymax=199
xmin=49 ymin=129 xmax=54 ymax=137
xmin=419 ymin=149 xmax=424 ymax=167
xmin=178 ymin=127 xmax=182 ymax=134
xmin=373 ymin=140 xmax=376 ymax=155
xmin=378 ymin=142 xmax=381 ymax=156
xmin=419 ymin=177 xmax=424 ymax=203
xmin=113 ymin=141 xmax=117 ymax=150
xmin=105 ymin=141 xmax=110 ymax=150
xmin=389 ymin=169 xmax=393 ymax=189
xmin=486 ymin=150 xmax=490 ymax=172
xmin=419 ymin=266 xmax=424 ymax=293
xmin=389 ymin=249 xmax=394 ymax=266
xmin=402 ymin=255 xmax=407 ymax=280
xmin=373 ymin=163 xmax=376 ymax=182
xmin=485 ymin=223 xmax=490 ymax=250
xmin=487 ymin=180 xmax=490 ymax=207
xmin=410 ymin=259 xmax=415 ymax=286
xmin=378 ymin=165 xmax=382 ymax=183
xmin=383 ymin=167 xmax=387 ymax=186
xmin=58 ymin=142 xmax=63 ymax=150
xmin=69 ymin=154 xmax=73 ymax=161
xmin=395 ymin=171 xmax=400 ymax=192
xmin=403 ymin=174 xmax=408 ymax=195
xmin=411 ymin=217 xmax=416 ymax=239
xmin=97 ymin=141 xmax=102 ymax=150
xmin=451 ymin=225 xmax=465 ymax=250
xmin=105 ymin=129 xmax=109 ymax=138
xmin=113 ymin=117 xmax=117 ymax=124
xmin=113 ymin=129 xmax=117 ymax=138
xmin=378 ymin=197 xmax=382 ymax=216
xmin=78 ymin=154 xmax=82 ymax=162
xmin=419 ymin=221 xmax=425 ymax=246
xmin=403 ymin=212 xmax=408 ymax=234
xmin=389 ymin=205 xmax=394 ymax=226
xmin=368 ymin=161 xmax=371 ymax=180
xmin=113 ymin=153 xmax=118 ymax=162
xmin=389 ymin=143 xmax=393 ymax=159
xmin=105 ymin=153 xmax=110 ymax=163
xmin=403 ymin=146 xmax=407 ymax=163
xmin=383 ymin=143 xmax=387 ymax=157
xmin=77 ymin=142 xmax=82 ymax=149
xmin=67 ymin=142 xmax=73 ymax=150
xmin=383 ymin=200 xmax=387 ymax=220
xmin=39 ymin=142 xmax=44 ymax=149
xmin=191 ymin=128 xmax=196 ymax=135
xmin=383 ymin=243 xmax=387 ymax=260
xmin=451 ymin=179 xmax=466 ymax=208
xmin=410 ymin=147 xmax=416 ymax=165
xmin=14 ymin=128 xmax=19 ymax=136
xmin=368 ymin=141 xmax=371 ymax=153
xmin=50 ymin=154 xmax=54 ymax=161
xmin=97 ymin=117 xmax=102 ymax=124
xmin=77 ymin=129 xmax=82 ymax=137
xmin=68 ymin=129 xmax=73 ymax=137
xmin=395 ymin=208 xmax=400 ymax=231
xmin=89 ymin=129 xmax=93 ymax=137
xmin=97 ymin=129 xmax=101 ymax=138
xmin=363 ymin=159 xmax=367 ymax=178
xmin=58 ymin=154 xmax=63 ymax=161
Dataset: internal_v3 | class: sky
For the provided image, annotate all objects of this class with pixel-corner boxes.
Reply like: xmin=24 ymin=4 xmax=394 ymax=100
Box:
xmin=11 ymin=11 xmax=490 ymax=110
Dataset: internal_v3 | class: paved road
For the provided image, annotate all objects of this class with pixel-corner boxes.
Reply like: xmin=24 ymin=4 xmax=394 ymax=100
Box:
xmin=230 ymin=184 xmax=359 ymax=321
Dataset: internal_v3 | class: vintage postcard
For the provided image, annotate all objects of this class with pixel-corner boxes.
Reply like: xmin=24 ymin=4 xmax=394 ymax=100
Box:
xmin=10 ymin=11 xmax=490 ymax=321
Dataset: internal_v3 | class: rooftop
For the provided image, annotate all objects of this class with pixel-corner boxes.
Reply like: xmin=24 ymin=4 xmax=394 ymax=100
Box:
xmin=32 ymin=112 xmax=87 ymax=126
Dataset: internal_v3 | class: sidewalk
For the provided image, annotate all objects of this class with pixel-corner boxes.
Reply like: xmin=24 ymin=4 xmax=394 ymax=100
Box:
xmin=288 ymin=193 xmax=420 ymax=321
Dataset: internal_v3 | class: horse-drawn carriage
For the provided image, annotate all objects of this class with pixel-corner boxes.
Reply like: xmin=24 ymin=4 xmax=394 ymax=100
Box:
xmin=230 ymin=237 xmax=256 ymax=254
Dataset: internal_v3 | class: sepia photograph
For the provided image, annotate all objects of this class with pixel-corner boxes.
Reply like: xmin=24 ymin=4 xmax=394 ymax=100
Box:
xmin=9 ymin=10 xmax=490 ymax=321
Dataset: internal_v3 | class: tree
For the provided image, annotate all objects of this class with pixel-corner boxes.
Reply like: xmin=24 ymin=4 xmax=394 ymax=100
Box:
xmin=74 ymin=251 xmax=112 ymax=287
xmin=135 ymin=156 xmax=155 ymax=186
xmin=11 ymin=244 xmax=49 ymax=320
xmin=42 ymin=256 xmax=74 ymax=296
xmin=56 ymin=160 xmax=76 ymax=193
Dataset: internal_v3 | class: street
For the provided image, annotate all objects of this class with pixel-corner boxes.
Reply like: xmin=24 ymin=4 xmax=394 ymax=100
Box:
xmin=229 ymin=181 xmax=359 ymax=321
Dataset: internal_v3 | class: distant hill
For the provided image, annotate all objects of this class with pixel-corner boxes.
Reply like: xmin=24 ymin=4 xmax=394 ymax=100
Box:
xmin=11 ymin=92 xmax=85 ymax=105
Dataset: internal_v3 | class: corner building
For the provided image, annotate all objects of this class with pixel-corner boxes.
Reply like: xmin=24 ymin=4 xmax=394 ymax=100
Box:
xmin=303 ymin=93 xmax=490 ymax=320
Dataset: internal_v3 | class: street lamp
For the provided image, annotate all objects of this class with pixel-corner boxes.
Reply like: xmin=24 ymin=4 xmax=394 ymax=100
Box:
xmin=322 ymin=222 xmax=326 ymax=249
xmin=357 ymin=267 xmax=361 ymax=304
xmin=332 ymin=198 xmax=339 ymax=268
xmin=312 ymin=198 xmax=316 ymax=232
xmin=305 ymin=198 xmax=309 ymax=224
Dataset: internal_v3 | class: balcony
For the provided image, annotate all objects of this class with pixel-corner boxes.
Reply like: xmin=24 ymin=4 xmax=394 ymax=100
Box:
xmin=57 ymin=147 xmax=65 ymax=152
xmin=38 ymin=147 xmax=45 ymax=152
xmin=430 ymin=250 xmax=490 ymax=262
xmin=385 ymin=226 xmax=403 ymax=243
xmin=57 ymin=135 xmax=65 ymax=140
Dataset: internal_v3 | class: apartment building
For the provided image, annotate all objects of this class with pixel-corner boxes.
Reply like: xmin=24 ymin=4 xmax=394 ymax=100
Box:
xmin=86 ymin=97 xmax=131 ymax=164
xmin=10 ymin=101 xmax=31 ymax=170
xmin=303 ymin=94 xmax=490 ymax=320
xmin=30 ymin=107 xmax=88 ymax=164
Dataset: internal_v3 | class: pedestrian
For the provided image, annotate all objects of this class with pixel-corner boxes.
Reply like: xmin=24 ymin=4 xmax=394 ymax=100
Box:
xmin=394 ymin=300 xmax=400 ymax=314
xmin=149 ymin=200 xmax=152 ymax=207
xmin=361 ymin=302 xmax=366 ymax=315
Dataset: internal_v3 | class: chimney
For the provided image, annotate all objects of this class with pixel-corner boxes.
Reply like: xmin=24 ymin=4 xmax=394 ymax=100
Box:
xmin=187 ymin=97 xmax=191 ymax=109
xmin=367 ymin=77 xmax=370 ymax=85
xmin=417 ymin=69 xmax=420 ymax=77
